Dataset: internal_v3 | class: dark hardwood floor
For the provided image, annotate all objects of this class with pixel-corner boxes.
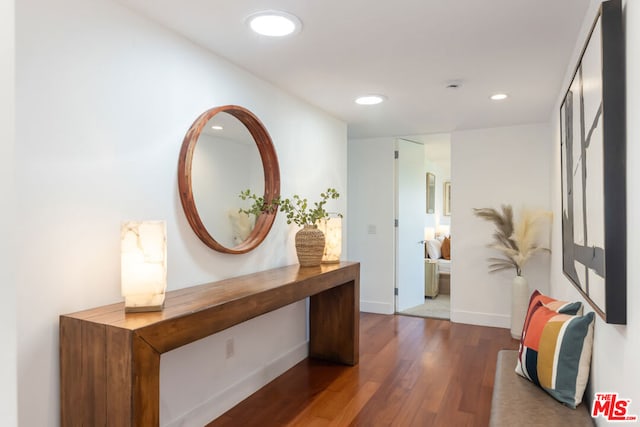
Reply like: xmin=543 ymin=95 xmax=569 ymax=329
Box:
xmin=208 ymin=313 xmax=518 ymax=427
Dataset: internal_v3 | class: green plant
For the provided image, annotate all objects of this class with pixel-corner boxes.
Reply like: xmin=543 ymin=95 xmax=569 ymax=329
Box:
xmin=279 ymin=188 xmax=341 ymax=227
xmin=238 ymin=189 xmax=279 ymax=217
xmin=473 ymin=205 xmax=551 ymax=276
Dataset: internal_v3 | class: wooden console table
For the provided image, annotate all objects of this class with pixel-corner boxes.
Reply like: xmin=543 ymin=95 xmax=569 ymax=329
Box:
xmin=60 ymin=261 xmax=360 ymax=426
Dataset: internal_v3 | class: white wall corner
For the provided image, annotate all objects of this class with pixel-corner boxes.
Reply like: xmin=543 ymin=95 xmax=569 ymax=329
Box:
xmin=347 ymin=137 xmax=396 ymax=318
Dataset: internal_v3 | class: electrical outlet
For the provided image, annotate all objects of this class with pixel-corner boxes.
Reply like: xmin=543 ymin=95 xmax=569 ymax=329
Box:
xmin=226 ymin=338 xmax=234 ymax=359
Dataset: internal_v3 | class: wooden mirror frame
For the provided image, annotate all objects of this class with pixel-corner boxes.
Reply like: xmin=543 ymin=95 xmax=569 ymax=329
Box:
xmin=178 ymin=105 xmax=280 ymax=254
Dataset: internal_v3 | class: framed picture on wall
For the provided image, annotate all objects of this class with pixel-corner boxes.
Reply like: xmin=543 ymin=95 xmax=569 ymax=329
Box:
xmin=559 ymin=0 xmax=626 ymax=324
xmin=426 ymin=173 xmax=435 ymax=213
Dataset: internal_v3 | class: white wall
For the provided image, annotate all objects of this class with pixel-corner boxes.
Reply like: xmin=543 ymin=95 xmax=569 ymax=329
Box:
xmin=451 ymin=124 xmax=552 ymax=328
xmin=15 ymin=0 xmax=347 ymax=425
xmin=0 ymin=0 xmax=17 ymax=425
xmin=347 ymin=138 xmax=395 ymax=314
xmin=550 ymin=1 xmax=640 ymax=423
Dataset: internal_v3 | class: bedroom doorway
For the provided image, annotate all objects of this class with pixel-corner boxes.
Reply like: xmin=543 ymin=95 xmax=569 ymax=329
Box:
xmin=397 ymin=134 xmax=451 ymax=320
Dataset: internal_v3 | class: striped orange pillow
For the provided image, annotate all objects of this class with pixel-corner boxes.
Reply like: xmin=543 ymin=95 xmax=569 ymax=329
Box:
xmin=515 ymin=300 xmax=595 ymax=408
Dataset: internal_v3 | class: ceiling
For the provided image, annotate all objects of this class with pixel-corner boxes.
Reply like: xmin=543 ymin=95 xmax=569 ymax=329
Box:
xmin=117 ymin=0 xmax=591 ymax=139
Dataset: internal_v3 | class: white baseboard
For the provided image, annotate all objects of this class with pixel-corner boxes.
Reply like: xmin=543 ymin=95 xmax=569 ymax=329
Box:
xmin=164 ymin=341 xmax=308 ymax=427
xmin=360 ymin=300 xmax=394 ymax=314
xmin=450 ymin=309 xmax=510 ymax=329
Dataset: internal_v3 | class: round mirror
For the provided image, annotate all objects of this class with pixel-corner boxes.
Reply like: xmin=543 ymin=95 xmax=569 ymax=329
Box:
xmin=178 ymin=105 xmax=280 ymax=254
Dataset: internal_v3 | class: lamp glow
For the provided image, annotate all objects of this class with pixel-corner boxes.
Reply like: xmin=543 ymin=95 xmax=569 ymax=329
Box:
xmin=424 ymin=227 xmax=436 ymax=241
xmin=121 ymin=221 xmax=167 ymax=312
xmin=490 ymin=93 xmax=508 ymax=101
xmin=317 ymin=214 xmax=342 ymax=263
xmin=436 ymin=224 xmax=450 ymax=238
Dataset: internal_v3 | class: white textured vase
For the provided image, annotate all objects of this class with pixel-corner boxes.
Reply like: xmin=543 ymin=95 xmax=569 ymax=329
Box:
xmin=511 ymin=275 xmax=529 ymax=339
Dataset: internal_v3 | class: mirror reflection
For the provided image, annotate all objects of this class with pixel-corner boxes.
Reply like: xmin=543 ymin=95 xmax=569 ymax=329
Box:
xmin=191 ymin=112 xmax=264 ymax=249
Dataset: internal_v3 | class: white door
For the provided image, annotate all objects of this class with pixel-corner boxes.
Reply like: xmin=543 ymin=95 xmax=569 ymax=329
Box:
xmin=395 ymin=139 xmax=426 ymax=312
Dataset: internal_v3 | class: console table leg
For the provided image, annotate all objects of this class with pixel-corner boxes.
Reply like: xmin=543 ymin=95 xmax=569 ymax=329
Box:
xmin=60 ymin=318 xmax=108 ymax=426
xmin=309 ymin=280 xmax=359 ymax=365
xmin=132 ymin=335 xmax=161 ymax=426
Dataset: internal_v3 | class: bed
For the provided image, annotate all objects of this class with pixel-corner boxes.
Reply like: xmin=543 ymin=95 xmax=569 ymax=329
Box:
xmin=426 ymin=238 xmax=451 ymax=295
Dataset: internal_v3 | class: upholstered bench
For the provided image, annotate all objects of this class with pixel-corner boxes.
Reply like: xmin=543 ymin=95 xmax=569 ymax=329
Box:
xmin=490 ymin=350 xmax=594 ymax=426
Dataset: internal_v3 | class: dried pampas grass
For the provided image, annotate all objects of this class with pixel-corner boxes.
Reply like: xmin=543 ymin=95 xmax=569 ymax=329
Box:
xmin=473 ymin=205 xmax=552 ymax=276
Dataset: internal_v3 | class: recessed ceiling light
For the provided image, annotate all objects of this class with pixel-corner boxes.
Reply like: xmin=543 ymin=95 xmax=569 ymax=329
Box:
xmin=355 ymin=95 xmax=387 ymax=105
xmin=490 ymin=93 xmax=508 ymax=101
xmin=211 ymin=125 xmax=223 ymax=130
xmin=246 ymin=10 xmax=302 ymax=37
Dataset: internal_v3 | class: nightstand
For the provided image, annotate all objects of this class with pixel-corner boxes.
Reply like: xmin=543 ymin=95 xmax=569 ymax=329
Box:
xmin=425 ymin=259 xmax=439 ymax=298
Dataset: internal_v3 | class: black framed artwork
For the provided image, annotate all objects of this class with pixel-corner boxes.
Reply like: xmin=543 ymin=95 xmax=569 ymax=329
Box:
xmin=560 ymin=0 xmax=626 ymax=324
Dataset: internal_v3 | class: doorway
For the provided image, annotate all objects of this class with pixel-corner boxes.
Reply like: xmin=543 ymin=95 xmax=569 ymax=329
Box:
xmin=394 ymin=138 xmax=425 ymax=313
xmin=396 ymin=134 xmax=452 ymax=319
